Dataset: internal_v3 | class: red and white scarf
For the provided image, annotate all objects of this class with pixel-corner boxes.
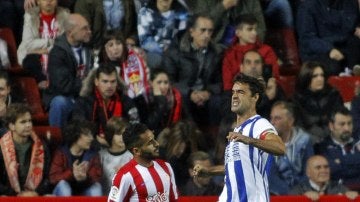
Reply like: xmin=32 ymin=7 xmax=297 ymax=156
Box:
xmin=121 ymin=50 xmax=149 ymax=98
xmin=39 ymin=12 xmax=58 ymax=79
xmin=0 ymin=131 xmax=44 ymax=193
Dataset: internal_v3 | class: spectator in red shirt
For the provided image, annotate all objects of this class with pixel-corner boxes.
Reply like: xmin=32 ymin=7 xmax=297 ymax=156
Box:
xmin=222 ymin=14 xmax=279 ymax=91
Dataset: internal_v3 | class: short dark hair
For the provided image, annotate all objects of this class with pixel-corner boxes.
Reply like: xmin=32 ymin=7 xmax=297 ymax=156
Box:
xmin=95 ymin=63 xmax=117 ymax=79
xmin=329 ymin=106 xmax=351 ymax=123
xmin=233 ymin=73 xmax=264 ymax=105
xmin=235 ymin=14 xmax=258 ymax=29
xmin=187 ymin=151 xmax=211 ymax=168
xmin=150 ymin=68 xmax=169 ymax=81
xmin=104 ymin=117 xmax=129 ymax=145
xmin=122 ymin=123 xmax=149 ymax=153
xmin=4 ymin=103 xmax=31 ymax=127
xmin=62 ymin=119 xmax=95 ymax=147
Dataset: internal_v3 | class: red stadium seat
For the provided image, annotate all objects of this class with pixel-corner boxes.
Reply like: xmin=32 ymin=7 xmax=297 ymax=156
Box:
xmin=13 ymin=76 xmax=48 ymax=125
xmin=277 ymin=75 xmax=297 ymax=99
xmin=265 ymin=28 xmax=301 ymax=76
xmin=328 ymin=76 xmax=360 ymax=102
xmin=33 ymin=126 xmax=62 ymax=152
xmin=0 ymin=27 xmax=26 ymax=75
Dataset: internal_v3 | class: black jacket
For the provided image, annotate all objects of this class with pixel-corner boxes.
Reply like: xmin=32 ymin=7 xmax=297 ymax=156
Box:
xmin=162 ymin=32 xmax=224 ymax=98
xmin=72 ymin=92 xmax=139 ymax=132
xmin=43 ymin=34 xmax=92 ymax=108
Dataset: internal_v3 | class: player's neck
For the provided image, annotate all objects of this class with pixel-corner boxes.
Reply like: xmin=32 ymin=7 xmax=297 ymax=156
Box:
xmin=135 ymin=157 xmax=154 ymax=168
xmin=236 ymin=110 xmax=257 ymax=126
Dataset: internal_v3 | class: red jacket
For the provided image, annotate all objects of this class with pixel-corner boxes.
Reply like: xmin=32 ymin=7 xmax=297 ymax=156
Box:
xmin=222 ymin=40 xmax=279 ymax=91
xmin=49 ymin=147 xmax=102 ymax=189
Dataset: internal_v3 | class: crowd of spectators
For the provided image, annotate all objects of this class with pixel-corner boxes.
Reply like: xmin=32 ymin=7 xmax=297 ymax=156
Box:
xmin=0 ymin=0 xmax=360 ymax=199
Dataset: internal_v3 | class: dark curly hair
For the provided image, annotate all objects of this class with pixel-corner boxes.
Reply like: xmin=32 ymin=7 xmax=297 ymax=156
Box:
xmin=62 ymin=119 xmax=95 ymax=147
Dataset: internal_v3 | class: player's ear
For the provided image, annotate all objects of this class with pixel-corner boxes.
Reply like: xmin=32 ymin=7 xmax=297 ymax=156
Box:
xmin=252 ymin=93 xmax=259 ymax=103
xmin=132 ymin=147 xmax=141 ymax=155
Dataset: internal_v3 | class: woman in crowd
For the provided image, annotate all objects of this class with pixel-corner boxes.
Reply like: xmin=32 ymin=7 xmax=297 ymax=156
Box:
xmin=100 ymin=30 xmax=149 ymax=99
xmin=157 ymin=120 xmax=208 ymax=188
xmin=135 ymin=68 xmax=184 ymax=135
xmin=292 ymin=61 xmax=343 ymax=144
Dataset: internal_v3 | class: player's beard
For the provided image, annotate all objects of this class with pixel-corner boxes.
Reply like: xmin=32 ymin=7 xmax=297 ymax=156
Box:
xmin=140 ymin=149 xmax=159 ymax=160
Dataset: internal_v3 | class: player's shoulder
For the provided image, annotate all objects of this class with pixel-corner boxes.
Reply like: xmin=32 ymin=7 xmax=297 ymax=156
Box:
xmin=112 ymin=159 xmax=137 ymax=183
xmin=255 ymin=117 xmax=277 ymax=134
xmin=256 ymin=116 xmax=273 ymax=126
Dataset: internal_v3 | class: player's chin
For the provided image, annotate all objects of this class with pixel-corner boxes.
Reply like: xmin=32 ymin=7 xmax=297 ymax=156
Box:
xmin=153 ymin=150 xmax=160 ymax=157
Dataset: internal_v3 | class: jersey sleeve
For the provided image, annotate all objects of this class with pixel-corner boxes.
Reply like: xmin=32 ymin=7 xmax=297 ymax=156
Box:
xmin=253 ymin=118 xmax=278 ymax=140
xmin=108 ymin=172 xmax=133 ymax=202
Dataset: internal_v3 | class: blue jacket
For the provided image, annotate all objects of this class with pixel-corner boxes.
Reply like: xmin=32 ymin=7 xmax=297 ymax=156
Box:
xmin=269 ymin=127 xmax=314 ymax=195
xmin=316 ymin=136 xmax=360 ymax=186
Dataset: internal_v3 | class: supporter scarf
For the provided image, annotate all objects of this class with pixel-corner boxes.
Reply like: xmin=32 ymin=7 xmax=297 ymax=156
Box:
xmin=0 ymin=131 xmax=44 ymax=193
xmin=147 ymin=87 xmax=182 ymax=126
xmin=39 ymin=12 xmax=58 ymax=79
xmin=170 ymin=88 xmax=182 ymax=124
xmin=92 ymin=88 xmax=123 ymax=136
xmin=121 ymin=50 xmax=149 ymax=98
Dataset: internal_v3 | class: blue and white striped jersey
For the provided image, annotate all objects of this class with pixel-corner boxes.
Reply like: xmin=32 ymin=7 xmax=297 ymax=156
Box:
xmin=219 ymin=115 xmax=277 ymax=202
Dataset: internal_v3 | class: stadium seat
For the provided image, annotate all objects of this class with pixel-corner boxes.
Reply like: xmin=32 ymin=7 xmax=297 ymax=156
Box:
xmin=328 ymin=76 xmax=360 ymax=103
xmin=265 ymin=28 xmax=301 ymax=76
xmin=0 ymin=27 xmax=26 ymax=75
xmin=277 ymin=75 xmax=297 ymax=99
xmin=13 ymin=76 xmax=48 ymax=125
xmin=33 ymin=126 xmax=62 ymax=152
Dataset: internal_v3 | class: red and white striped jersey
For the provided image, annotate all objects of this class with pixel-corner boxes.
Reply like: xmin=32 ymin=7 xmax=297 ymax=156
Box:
xmin=108 ymin=159 xmax=179 ymax=202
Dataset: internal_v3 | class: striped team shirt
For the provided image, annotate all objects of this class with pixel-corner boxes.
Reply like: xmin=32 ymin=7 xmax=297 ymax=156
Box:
xmin=108 ymin=159 xmax=178 ymax=202
xmin=219 ymin=115 xmax=277 ymax=202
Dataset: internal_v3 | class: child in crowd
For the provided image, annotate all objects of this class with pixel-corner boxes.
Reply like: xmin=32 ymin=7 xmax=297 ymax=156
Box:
xmin=222 ymin=14 xmax=279 ymax=91
xmin=99 ymin=117 xmax=133 ymax=194
xmin=0 ymin=103 xmax=52 ymax=196
xmin=49 ymin=120 xmax=102 ymax=196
